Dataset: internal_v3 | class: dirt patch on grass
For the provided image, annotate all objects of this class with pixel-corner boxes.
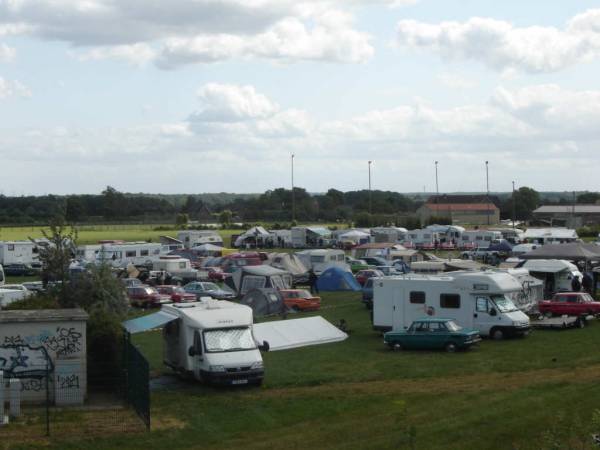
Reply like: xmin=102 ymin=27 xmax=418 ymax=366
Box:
xmin=151 ymin=415 xmax=186 ymax=431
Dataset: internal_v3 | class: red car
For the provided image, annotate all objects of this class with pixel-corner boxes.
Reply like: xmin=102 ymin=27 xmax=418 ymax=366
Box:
xmin=538 ymin=292 xmax=600 ymax=317
xmin=127 ymin=285 xmax=172 ymax=308
xmin=355 ymin=269 xmax=384 ymax=286
xmin=207 ymin=267 xmax=229 ymax=282
xmin=279 ymin=289 xmax=321 ymax=312
xmin=156 ymin=285 xmax=196 ymax=303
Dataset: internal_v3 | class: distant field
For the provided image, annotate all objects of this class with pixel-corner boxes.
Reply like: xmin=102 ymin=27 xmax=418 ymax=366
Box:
xmin=22 ymin=292 xmax=600 ymax=450
xmin=0 ymin=225 xmax=241 ymax=246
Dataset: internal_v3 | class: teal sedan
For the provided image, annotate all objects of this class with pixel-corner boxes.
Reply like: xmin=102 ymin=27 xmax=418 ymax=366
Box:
xmin=384 ymin=318 xmax=481 ymax=353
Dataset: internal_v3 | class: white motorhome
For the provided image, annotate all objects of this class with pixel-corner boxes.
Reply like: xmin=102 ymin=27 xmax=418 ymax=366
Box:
xmin=123 ymin=300 xmax=348 ymax=386
xmin=296 ymin=249 xmax=348 ymax=274
xmin=162 ymin=301 xmax=265 ymax=385
xmin=523 ymin=228 xmax=578 ymax=245
xmin=373 ymin=271 xmax=531 ymax=339
xmin=151 ymin=255 xmax=200 ymax=282
xmin=459 ymin=230 xmax=502 ymax=249
xmin=177 ymin=231 xmax=223 ymax=249
xmin=0 ymin=241 xmax=42 ymax=266
xmin=76 ymin=244 xmax=102 ymax=262
xmin=520 ymin=259 xmax=583 ymax=295
xmin=96 ymin=242 xmax=164 ymax=267
xmin=403 ymin=229 xmax=439 ymax=248
xmin=371 ymin=227 xmax=408 ymax=244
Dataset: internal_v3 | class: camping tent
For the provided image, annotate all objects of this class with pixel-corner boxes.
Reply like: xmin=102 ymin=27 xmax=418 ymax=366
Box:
xmin=240 ymin=288 xmax=287 ymax=318
xmin=520 ymin=242 xmax=600 ymax=262
xmin=234 ymin=226 xmax=272 ymax=248
xmin=225 ymin=265 xmax=293 ymax=296
xmin=267 ymin=253 xmax=308 ymax=282
xmin=316 ymin=267 xmax=362 ymax=292
xmin=338 ymin=230 xmax=370 ymax=244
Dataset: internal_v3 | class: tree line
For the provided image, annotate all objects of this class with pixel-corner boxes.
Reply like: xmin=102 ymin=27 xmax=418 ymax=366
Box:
xmin=0 ymin=185 xmax=597 ymax=226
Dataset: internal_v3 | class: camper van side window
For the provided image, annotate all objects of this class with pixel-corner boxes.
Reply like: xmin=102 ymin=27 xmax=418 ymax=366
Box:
xmin=193 ymin=330 xmax=203 ymax=355
xmin=476 ymin=297 xmax=489 ymax=312
xmin=409 ymin=291 xmax=426 ymax=304
xmin=440 ymin=294 xmax=460 ymax=309
xmin=140 ymin=250 xmax=149 ymax=256
xmin=8 ymin=244 xmax=14 ymax=251
xmin=126 ymin=251 xmax=136 ymax=258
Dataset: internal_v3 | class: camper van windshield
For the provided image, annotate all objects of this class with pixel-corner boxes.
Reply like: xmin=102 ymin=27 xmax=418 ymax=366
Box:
xmin=203 ymin=327 xmax=256 ymax=353
xmin=491 ymin=295 xmax=518 ymax=313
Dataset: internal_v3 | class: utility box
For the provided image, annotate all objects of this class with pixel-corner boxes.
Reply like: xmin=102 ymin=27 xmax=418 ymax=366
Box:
xmin=0 ymin=309 xmax=88 ymax=404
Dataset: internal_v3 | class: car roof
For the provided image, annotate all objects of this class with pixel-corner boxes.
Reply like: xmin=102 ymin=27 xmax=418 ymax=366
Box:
xmin=412 ymin=317 xmax=455 ymax=322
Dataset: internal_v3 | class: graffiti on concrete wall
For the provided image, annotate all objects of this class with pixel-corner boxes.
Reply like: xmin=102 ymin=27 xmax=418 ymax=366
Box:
xmin=0 ymin=344 xmax=52 ymax=378
xmin=2 ymin=326 xmax=83 ymax=357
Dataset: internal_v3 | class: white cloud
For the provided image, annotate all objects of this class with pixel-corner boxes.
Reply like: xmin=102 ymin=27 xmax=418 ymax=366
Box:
xmin=0 ymin=76 xmax=31 ymax=99
xmin=437 ymin=72 xmax=477 ymax=90
xmin=76 ymin=43 xmax=156 ymax=66
xmin=192 ymin=83 xmax=280 ymax=122
xmin=1 ymin=0 xmax=374 ymax=67
xmin=396 ymin=9 xmax=600 ymax=73
xmin=0 ymin=43 xmax=16 ymax=62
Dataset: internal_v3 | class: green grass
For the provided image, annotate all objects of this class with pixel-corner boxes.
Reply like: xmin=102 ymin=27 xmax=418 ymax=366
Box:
xmin=19 ymin=292 xmax=600 ymax=450
xmin=0 ymin=225 xmax=240 ymax=246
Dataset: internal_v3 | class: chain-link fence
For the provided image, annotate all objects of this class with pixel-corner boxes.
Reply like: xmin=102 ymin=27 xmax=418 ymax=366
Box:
xmin=0 ymin=341 xmax=149 ymax=444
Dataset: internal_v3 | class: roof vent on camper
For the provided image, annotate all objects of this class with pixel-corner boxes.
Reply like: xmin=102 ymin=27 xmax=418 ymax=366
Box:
xmin=174 ymin=303 xmax=197 ymax=309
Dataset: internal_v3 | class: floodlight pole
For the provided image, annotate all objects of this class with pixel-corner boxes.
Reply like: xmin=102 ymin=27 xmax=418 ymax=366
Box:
xmin=486 ymin=161 xmax=490 ymax=225
xmin=512 ymin=181 xmax=516 ymax=230
xmin=368 ymin=160 xmax=372 ymax=215
xmin=435 ymin=161 xmax=439 ymax=202
xmin=291 ymin=154 xmax=295 ymax=222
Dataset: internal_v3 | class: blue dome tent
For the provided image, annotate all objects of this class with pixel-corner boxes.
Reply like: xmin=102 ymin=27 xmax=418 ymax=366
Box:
xmin=316 ymin=267 xmax=362 ymax=292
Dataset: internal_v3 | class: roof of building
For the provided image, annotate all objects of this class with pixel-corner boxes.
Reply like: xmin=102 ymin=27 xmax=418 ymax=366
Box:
xmin=523 ymin=228 xmax=578 ymax=239
xmin=427 ymin=194 xmax=501 ymax=206
xmin=0 ymin=308 xmax=89 ymax=323
xmin=423 ymin=203 xmax=499 ymax=212
xmin=534 ymin=205 xmax=600 ymax=214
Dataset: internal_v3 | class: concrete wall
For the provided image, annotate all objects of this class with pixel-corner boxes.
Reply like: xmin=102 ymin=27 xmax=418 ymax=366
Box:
xmin=0 ymin=319 xmax=87 ymax=404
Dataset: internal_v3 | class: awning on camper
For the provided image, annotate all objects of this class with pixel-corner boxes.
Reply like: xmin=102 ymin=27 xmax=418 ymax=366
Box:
xmin=122 ymin=311 xmax=178 ymax=334
xmin=253 ymin=316 xmax=348 ymax=351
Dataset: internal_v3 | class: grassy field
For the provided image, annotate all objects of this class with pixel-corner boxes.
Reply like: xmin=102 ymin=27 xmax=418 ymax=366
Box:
xmin=15 ymin=292 xmax=600 ymax=450
xmin=0 ymin=225 xmax=241 ymax=246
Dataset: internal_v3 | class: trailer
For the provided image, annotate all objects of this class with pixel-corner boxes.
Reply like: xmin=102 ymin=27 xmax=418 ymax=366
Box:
xmin=458 ymin=231 xmax=502 ymax=249
xmin=0 ymin=241 xmax=43 ymax=266
xmin=95 ymin=241 xmax=165 ymax=268
xmin=296 ymin=249 xmax=348 ymax=275
xmin=177 ymin=230 xmax=223 ymax=249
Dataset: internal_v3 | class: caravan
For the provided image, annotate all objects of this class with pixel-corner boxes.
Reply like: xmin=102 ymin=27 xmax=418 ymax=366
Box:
xmin=458 ymin=230 xmax=502 ymax=249
xmin=296 ymin=249 xmax=348 ymax=275
xmin=177 ymin=230 xmax=224 ymax=249
xmin=0 ymin=241 xmax=43 ymax=266
xmin=373 ymin=271 xmax=530 ymax=339
xmin=95 ymin=242 xmax=164 ymax=267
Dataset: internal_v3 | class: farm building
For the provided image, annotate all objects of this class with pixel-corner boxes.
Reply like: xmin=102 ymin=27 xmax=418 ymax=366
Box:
xmin=417 ymin=195 xmax=500 ymax=225
xmin=532 ymin=204 xmax=600 ymax=228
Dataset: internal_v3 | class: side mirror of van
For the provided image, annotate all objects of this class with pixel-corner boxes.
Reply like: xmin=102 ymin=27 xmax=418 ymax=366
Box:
xmin=489 ymin=308 xmax=497 ymax=317
xmin=188 ymin=346 xmax=196 ymax=357
xmin=259 ymin=341 xmax=270 ymax=352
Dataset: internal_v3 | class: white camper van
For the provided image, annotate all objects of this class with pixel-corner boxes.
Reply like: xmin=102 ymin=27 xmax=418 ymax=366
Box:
xmin=373 ymin=271 xmax=530 ymax=339
xmin=96 ymin=242 xmax=164 ymax=267
xmin=151 ymin=255 xmax=200 ymax=281
xmin=459 ymin=231 xmax=503 ymax=249
xmin=161 ymin=301 xmax=266 ymax=385
xmin=177 ymin=231 xmax=223 ymax=249
xmin=296 ymin=249 xmax=348 ymax=274
xmin=0 ymin=241 xmax=42 ymax=266
xmin=521 ymin=259 xmax=583 ymax=295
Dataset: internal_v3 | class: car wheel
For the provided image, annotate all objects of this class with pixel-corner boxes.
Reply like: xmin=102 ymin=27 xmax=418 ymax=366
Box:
xmin=391 ymin=343 xmax=402 ymax=351
xmin=490 ymin=328 xmax=504 ymax=341
xmin=445 ymin=342 xmax=457 ymax=353
xmin=577 ymin=317 xmax=586 ymax=329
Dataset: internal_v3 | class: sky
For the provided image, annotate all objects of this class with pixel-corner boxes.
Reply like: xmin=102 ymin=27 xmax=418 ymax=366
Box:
xmin=1 ymin=0 xmax=600 ymax=195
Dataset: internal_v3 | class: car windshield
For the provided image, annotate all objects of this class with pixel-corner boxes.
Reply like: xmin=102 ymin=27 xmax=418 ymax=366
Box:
xmin=491 ymin=295 xmax=518 ymax=313
xmin=581 ymin=293 xmax=595 ymax=302
xmin=202 ymin=282 xmax=219 ymax=291
xmin=445 ymin=321 xmax=463 ymax=332
xmin=298 ymin=290 xmax=313 ymax=298
xmin=203 ymin=328 xmax=256 ymax=353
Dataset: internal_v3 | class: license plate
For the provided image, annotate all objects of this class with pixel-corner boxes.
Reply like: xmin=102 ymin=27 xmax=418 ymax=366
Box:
xmin=232 ymin=379 xmax=248 ymax=385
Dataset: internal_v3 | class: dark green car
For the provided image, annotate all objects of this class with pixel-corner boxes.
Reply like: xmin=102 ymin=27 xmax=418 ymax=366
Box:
xmin=384 ymin=318 xmax=481 ymax=353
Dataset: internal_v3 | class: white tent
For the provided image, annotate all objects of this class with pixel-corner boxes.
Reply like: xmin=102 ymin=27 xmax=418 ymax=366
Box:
xmin=234 ymin=226 xmax=271 ymax=247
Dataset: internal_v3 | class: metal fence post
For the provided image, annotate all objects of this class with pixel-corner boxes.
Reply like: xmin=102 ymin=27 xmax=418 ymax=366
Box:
xmin=45 ymin=361 xmax=50 ymax=436
xmin=0 ymin=370 xmax=5 ymax=425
